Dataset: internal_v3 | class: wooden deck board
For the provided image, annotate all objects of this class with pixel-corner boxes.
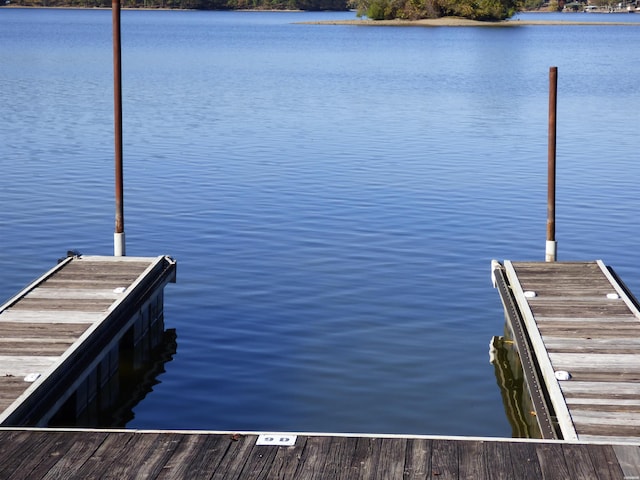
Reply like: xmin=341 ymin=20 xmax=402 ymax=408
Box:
xmin=544 ymin=337 xmax=640 ymax=355
xmin=498 ymin=260 xmax=640 ymax=443
xmin=68 ymin=431 xmax=137 ymax=479
xmin=561 ymin=443 xmax=600 ymax=480
xmin=0 ymin=431 xmax=34 ymax=477
xmin=0 ymin=322 xmax=88 ymax=338
xmin=508 ymin=442 xmax=544 ymax=479
xmin=7 ymin=298 xmax=114 ymax=312
xmin=460 ymin=440 xmax=488 ymax=479
xmin=37 ymin=431 xmax=109 ymax=480
xmin=0 ymin=429 xmax=636 ymax=479
xmin=612 ymin=445 xmax=640 ymax=479
xmin=318 ymin=435 xmax=358 ymax=480
xmin=549 ymin=353 xmax=640 ymax=371
xmin=375 ymin=438 xmax=406 ymax=479
xmin=0 ymin=310 xmax=106 ymax=324
xmin=403 ymin=438 xmax=430 ymax=480
xmin=0 ymin=341 xmax=74 ymax=357
xmin=0 ymin=379 xmax=30 ymax=411
xmin=24 ymin=289 xmax=123 ymax=300
xmin=586 ymin=444 xmax=626 ymax=480
xmin=431 ymin=439 xmax=458 ymax=479
xmin=561 ymin=381 xmax=640 ymax=397
xmin=0 ymin=356 xmax=59 ymax=375
xmin=536 ymin=443 xmax=572 ymax=479
xmin=3 ymin=432 xmax=71 ymax=480
xmin=153 ymin=434 xmax=211 ymax=479
xmin=211 ymin=434 xmax=256 ymax=480
xmin=267 ymin=435 xmax=308 ymax=480
xmin=157 ymin=433 xmax=231 ymax=479
xmin=239 ymin=442 xmax=282 ymax=479
xmin=108 ymin=432 xmax=182 ymax=479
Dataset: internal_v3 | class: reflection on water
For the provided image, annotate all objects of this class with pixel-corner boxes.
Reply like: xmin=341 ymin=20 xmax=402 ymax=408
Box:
xmin=106 ymin=328 xmax=178 ymax=428
xmin=49 ymin=323 xmax=178 ymax=428
xmin=490 ymin=333 xmax=542 ymax=439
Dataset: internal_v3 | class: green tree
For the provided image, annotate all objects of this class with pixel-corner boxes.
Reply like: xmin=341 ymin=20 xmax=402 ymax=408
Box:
xmin=547 ymin=0 xmax=560 ymax=9
xmin=356 ymin=0 xmax=518 ymax=19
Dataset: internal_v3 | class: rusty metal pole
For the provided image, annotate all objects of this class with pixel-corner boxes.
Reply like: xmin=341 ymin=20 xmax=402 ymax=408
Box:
xmin=546 ymin=66 xmax=558 ymax=262
xmin=113 ymin=0 xmax=125 ymax=256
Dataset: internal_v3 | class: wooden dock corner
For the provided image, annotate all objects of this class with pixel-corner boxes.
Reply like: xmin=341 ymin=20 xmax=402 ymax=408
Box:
xmin=492 ymin=259 xmax=640 ymax=444
xmin=0 ymin=254 xmax=176 ymax=426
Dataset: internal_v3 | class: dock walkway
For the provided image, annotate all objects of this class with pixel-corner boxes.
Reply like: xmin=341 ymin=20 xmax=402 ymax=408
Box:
xmin=493 ymin=260 xmax=640 ymax=443
xmin=0 ymin=255 xmax=176 ymax=426
xmin=0 ymin=428 xmax=639 ymax=479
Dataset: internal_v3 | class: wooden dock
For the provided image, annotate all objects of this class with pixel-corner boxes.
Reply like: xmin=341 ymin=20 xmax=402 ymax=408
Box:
xmin=0 ymin=428 xmax=638 ymax=479
xmin=3 ymin=258 xmax=640 ymax=477
xmin=0 ymin=255 xmax=176 ymax=427
xmin=492 ymin=260 xmax=640 ymax=444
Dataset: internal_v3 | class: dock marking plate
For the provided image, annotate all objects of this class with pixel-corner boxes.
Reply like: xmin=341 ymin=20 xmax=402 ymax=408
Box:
xmin=256 ymin=434 xmax=297 ymax=446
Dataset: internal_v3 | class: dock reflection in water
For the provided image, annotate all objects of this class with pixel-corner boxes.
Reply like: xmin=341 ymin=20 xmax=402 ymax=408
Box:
xmin=490 ymin=332 xmax=542 ymax=439
xmin=49 ymin=321 xmax=177 ymax=429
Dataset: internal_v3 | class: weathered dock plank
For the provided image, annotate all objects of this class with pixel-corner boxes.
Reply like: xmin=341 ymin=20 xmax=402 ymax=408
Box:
xmin=403 ymin=438 xmax=431 ymax=479
xmin=0 ymin=311 xmax=105 ymax=323
xmin=0 ymin=429 xmax=635 ymax=480
xmin=536 ymin=443 xmax=572 ymax=479
xmin=460 ymin=441 xmax=487 ymax=479
xmin=509 ymin=441 xmax=544 ymax=479
xmin=265 ymin=435 xmax=308 ymax=480
xmin=0 ymin=255 xmax=176 ymax=426
xmin=493 ymin=259 xmax=640 ymax=443
xmin=349 ymin=436 xmax=382 ymax=480
xmin=612 ymin=445 xmax=640 ymax=479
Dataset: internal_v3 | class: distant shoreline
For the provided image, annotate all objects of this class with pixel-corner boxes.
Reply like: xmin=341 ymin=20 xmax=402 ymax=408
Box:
xmin=299 ymin=16 xmax=640 ymax=27
xmin=3 ymin=6 xmax=640 ymax=24
xmin=0 ymin=4 xmax=309 ymax=10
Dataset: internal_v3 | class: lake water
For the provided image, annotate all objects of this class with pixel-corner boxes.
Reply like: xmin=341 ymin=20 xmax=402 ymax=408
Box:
xmin=1 ymin=8 xmax=639 ymax=437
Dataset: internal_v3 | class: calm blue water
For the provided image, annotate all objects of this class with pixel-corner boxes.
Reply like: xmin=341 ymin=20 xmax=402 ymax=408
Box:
xmin=1 ymin=8 xmax=639 ymax=437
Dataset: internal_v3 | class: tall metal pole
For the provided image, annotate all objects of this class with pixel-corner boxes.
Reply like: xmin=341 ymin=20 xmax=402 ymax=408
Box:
xmin=546 ymin=66 xmax=558 ymax=262
xmin=113 ymin=0 xmax=126 ymax=256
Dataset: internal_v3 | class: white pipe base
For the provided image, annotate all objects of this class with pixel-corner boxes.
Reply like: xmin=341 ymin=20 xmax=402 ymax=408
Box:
xmin=114 ymin=232 xmax=126 ymax=257
xmin=545 ymin=240 xmax=557 ymax=262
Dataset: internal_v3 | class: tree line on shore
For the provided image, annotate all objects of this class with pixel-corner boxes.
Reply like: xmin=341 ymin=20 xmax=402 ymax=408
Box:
xmin=354 ymin=0 xmax=517 ymax=20
xmin=6 ymin=0 xmax=348 ymax=9
xmin=5 ymin=0 xmax=519 ymax=21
